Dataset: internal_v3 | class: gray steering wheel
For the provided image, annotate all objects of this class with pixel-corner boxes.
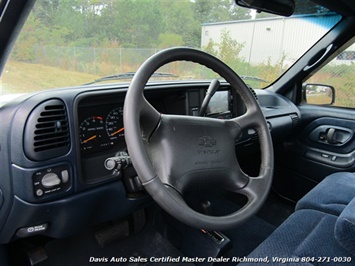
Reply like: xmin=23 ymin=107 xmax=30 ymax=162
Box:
xmin=123 ymin=47 xmax=273 ymax=230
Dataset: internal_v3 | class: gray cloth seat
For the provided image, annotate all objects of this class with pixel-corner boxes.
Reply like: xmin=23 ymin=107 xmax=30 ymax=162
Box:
xmin=240 ymin=173 xmax=355 ymax=265
xmin=240 ymin=208 xmax=354 ymax=265
xmin=296 ymin=172 xmax=355 ymax=216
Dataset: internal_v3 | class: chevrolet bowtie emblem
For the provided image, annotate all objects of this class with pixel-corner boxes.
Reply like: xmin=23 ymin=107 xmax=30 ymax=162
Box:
xmin=198 ymin=136 xmax=217 ymax=147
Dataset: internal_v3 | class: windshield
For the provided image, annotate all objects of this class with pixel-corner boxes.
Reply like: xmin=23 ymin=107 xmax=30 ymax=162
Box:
xmin=1 ymin=0 xmax=341 ymax=96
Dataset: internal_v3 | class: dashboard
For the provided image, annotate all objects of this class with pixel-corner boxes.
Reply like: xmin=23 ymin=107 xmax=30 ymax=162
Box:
xmin=0 ymin=81 xmax=300 ymax=243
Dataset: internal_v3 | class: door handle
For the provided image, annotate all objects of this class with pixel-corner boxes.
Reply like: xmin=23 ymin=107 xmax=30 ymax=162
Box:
xmin=324 ymin=127 xmax=351 ymax=145
xmin=326 ymin=128 xmax=340 ymax=144
xmin=309 ymin=125 xmax=353 ymax=146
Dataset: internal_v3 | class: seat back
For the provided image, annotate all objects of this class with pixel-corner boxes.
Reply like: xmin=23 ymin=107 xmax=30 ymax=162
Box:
xmin=335 ymin=196 xmax=355 ymax=255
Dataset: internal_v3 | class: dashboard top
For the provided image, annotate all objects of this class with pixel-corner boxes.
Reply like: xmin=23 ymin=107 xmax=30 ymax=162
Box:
xmin=2 ymin=81 xmax=299 ymax=166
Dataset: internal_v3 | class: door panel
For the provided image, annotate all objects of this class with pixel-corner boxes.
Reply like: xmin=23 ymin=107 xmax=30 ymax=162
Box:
xmin=273 ymin=105 xmax=355 ymax=202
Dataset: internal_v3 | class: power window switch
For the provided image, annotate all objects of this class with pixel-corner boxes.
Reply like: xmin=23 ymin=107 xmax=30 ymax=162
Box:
xmin=321 ymin=153 xmax=329 ymax=159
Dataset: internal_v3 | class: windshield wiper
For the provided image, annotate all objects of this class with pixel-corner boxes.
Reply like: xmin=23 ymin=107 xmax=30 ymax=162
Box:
xmin=84 ymin=72 xmax=179 ymax=85
xmin=217 ymin=75 xmax=269 ymax=84
xmin=239 ymin=76 xmax=268 ymax=83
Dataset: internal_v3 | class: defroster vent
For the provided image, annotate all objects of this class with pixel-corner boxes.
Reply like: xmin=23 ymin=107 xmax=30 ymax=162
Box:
xmin=24 ymin=99 xmax=70 ymax=161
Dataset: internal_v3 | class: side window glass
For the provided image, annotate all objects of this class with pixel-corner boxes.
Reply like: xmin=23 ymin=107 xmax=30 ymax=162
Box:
xmin=304 ymin=42 xmax=355 ymax=108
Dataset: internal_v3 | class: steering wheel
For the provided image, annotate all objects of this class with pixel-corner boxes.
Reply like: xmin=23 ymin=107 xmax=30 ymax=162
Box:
xmin=123 ymin=47 xmax=273 ymax=230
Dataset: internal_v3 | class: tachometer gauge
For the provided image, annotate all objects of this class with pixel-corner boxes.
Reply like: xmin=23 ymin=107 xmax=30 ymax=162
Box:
xmin=79 ymin=116 xmax=105 ymax=151
xmin=106 ymin=107 xmax=124 ymax=140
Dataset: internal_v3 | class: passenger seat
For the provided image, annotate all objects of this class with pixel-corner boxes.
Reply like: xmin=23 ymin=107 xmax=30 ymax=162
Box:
xmin=240 ymin=209 xmax=353 ymax=265
xmin=296 ymin=172 xmax=355 ymax=215
xmin=239 ymin=172 xmax=355 ymax=265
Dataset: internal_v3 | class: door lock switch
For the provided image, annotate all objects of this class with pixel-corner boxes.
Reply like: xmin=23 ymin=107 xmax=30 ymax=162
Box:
xmin=319 ymin=132 xmax=327 ymax=141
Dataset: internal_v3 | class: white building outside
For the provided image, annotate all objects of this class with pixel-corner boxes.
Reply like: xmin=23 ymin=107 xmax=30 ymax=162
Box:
xmin=201 ymin=14 xmax=354 ymax=69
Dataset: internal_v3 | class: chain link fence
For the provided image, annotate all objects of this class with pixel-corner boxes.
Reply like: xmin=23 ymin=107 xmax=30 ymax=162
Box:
xmin=13 ymin=45 xmax=355 ymax=108
xmin=33 ymin=46 xmax=160 ymax=76
xmin=307 ymin=46 xmax=355 ymax=108
xmin=31 ymin=46 xmax=220 ymax=81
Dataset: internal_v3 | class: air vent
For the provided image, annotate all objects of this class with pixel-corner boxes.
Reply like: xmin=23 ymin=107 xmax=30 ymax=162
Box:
xmin=290 ymin=114 xmax=300 ymax=128
xmin=24 ymin=99 xmax=70 ymax=161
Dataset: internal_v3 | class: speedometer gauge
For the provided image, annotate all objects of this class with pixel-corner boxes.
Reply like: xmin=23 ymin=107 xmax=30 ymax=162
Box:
xmin=79 ymin=116 xmax=105 ymax=151
xmin=106 ymin=107 xmax=124 ymax=140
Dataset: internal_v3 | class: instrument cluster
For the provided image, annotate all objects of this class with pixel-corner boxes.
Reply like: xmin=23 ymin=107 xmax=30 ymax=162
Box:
xmin=79 ymin=105 xmax=125 ymax=155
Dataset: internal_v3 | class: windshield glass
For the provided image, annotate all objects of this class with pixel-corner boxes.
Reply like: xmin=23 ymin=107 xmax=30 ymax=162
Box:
xmin=1 ymin=0 xmax=341 ymax=96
